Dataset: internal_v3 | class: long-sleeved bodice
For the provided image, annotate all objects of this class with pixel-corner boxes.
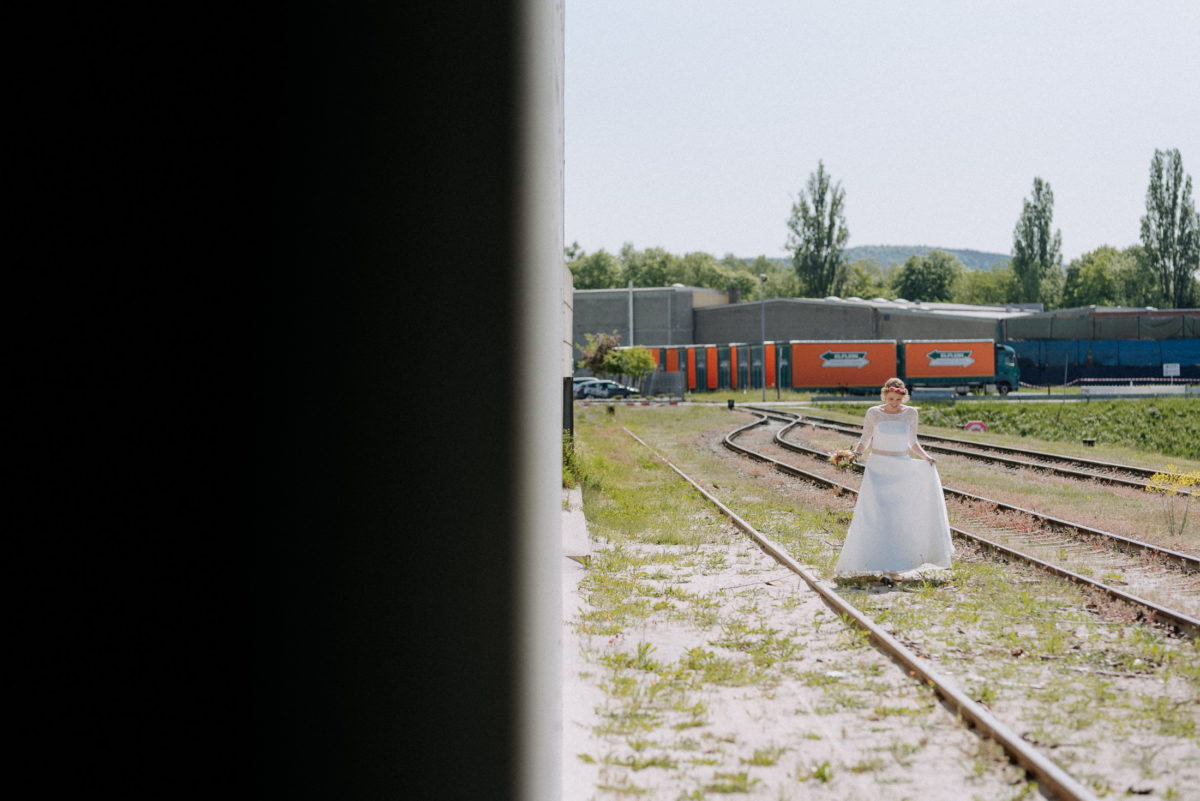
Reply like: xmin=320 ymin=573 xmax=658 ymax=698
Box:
xmin=855 ymin=405 xmax=920 ymax=454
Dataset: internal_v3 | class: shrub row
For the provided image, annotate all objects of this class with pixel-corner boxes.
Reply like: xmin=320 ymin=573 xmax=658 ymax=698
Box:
xmin=818 ymin=398 xmax=1200 ymax=461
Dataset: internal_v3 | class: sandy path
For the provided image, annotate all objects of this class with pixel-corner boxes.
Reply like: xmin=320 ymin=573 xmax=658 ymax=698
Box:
xmin=561 ymin=488 xmax=1028 ymax=800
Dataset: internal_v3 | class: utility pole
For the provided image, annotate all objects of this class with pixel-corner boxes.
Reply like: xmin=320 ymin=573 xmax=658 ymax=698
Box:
xmin=627 ymin=279 xmax=634 ymax=345
xmin=759 ymin=274 xmax=767 ymax=401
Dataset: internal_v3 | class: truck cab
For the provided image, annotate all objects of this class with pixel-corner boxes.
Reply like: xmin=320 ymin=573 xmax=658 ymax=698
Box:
xmin=994 ymin=343 xmax=1019 ymax=395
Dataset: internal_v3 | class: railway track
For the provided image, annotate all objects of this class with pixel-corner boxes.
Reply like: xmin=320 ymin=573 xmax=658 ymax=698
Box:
xmin=762 ymin=409 xmax=1199 ymax=574
xmin=623 ymin=424 xmax=1105 ymax=801
xmin=751 ymin=407 xmax=1196 ymax=498
xmin=725 ymin=408 xmax=1200 ymax=639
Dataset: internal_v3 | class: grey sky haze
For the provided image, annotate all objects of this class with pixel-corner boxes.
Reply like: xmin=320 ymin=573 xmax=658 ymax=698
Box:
xmin=565 ymin=0 xmax=1200 ymax=264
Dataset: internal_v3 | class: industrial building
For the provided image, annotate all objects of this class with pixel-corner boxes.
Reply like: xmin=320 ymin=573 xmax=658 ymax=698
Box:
xmin=573 ymin=286 xmax=1035 ymax=348
xmin=572 ymin=286 xmax=1200 ymax=384
xmin=571 ymin=285 xmax=728 ymax=348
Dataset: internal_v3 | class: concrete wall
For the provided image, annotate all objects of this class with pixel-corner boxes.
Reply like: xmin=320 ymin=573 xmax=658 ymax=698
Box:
xmin=562 ymin=264 xmax=574 ymax=376
xmin=572 ymin=286 xmax=725 ymax=350
xmin=695 ymin=299 xmax=1003 ymax=344
xmin=253 ymin=2 xmax=564 ymax=799
xmin=581 ymin=293 xmax=1024 ymax=350
xmin=578 ymin=292 xmax=1200 ymax=349
xmin=696 ymin=299 xmax=877 ymax=343
xmin=517 ymin=4 xmax=566 ymax=798
xmin=877 ymin=310 xmax=999 ymax=340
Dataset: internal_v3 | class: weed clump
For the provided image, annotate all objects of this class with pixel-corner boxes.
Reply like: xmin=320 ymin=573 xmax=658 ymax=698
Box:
xmin=1143 ymin=465 xmax=1199 ymax=537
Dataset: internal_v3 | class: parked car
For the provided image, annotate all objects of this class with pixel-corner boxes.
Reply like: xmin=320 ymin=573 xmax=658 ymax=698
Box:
xmin=581 ymin=379 xmax=639 ymax=399
xmin=572 ymin=377 xmax=601 ymax=398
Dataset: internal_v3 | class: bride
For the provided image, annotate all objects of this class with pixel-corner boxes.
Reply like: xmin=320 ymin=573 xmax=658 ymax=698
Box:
xmin=833 ymin=377 xmax=954 ymax=581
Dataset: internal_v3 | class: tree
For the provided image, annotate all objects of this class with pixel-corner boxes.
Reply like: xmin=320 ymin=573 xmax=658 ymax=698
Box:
xmin=719 ymin=253 xmax=751 ymax=274
xmin=756 ymin=268 xmax=802 ymax=299
xmin=1062 ymin=246 xmax=1122 ymax=308
xmin=621 ymin=244 xmax=680 ymax=287
xmin=1039 ymin=264 xmax=1065 ymax=310
xmin=1011 ymin=177 xmax=1063 ymax=305
xmin=953 ymin=266 xmax=1018 ymax=306
xmin=603 ymin=347 xmax=656 ymax=383
xmin=678 ymin=251 xmax=729 ymax=289
xmin=840 ymin=259 xmax=893 ymax=300
xmin=890 ymin=250 xmax=963 ymax=302
xmin=744 ymin=256 xmax=799 ymax=299
xmin=1140 ymin=148 xmax=1200 ymax=308
xmin=576 ymin=331 xmax=621 ymax=374
xmin=725 ymin=271 xmax=758 ymax=301
xmin=568 ymin=249 xmax=623 ymax=289
xmin=1113 ymin=245 xmax=1161 ymax=307
xmin=785 ymin=160 xmax=850 ymax=297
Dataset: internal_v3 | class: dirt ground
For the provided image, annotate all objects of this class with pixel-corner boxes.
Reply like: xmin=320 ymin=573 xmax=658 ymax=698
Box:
xmin=561 ymin=488 xmax=1032 ymax=800
xmin=561 ymin=407 xmax=1200 ymax=800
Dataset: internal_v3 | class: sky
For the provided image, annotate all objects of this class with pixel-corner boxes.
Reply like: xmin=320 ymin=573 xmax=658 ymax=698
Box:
xmin=565 ymin=0 xmax=1200 ymax=264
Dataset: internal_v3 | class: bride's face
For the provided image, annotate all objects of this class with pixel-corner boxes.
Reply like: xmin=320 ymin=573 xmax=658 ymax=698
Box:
xmin=882 ymin=389 xmax=904 ymax=409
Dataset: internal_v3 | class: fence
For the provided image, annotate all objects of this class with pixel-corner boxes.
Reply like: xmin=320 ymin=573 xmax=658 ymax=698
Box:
xmin=1009 ymin=338 xmax=1200 ymax=385
xmin=639 ymin=371 xmax=687 ymax=397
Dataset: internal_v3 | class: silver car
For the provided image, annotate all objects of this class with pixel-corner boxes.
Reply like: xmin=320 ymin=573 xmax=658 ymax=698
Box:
xmin=573 ymin=377 xmax=601 ymax=398
xmin=581 ymin=379 xmax=638 ymax=399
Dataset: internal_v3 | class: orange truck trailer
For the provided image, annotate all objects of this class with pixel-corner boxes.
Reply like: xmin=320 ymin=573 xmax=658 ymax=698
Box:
xmin=789 ymin=340 xmax=897 ymax=393
xmin=635 ymin=339 xmax=1019 ymax=395
xmin=787 ymin=338 xmax=1018 ymax=395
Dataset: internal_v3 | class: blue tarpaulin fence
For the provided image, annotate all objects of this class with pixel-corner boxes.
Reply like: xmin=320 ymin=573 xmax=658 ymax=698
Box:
xmin=1009 ymin=338 xmax=1200 ymax=384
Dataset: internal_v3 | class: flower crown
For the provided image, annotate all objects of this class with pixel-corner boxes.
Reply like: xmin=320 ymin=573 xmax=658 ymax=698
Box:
xmin=883 ymin=385 xmax=907 ymax=395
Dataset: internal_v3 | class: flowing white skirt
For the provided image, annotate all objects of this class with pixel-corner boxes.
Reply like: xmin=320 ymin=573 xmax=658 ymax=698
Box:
xmin=834 ymin=453 xmax=954 ymax=577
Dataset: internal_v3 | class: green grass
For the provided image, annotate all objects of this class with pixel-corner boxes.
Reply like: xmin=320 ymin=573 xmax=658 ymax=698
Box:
xmin=685 ymin=388 xmax=825 ymax=404
xmin=846 ymin=556 xmax=1200 ymax=752
xmin=571 ymin=404 xmax=1200 ymax=796
xmin=605 ymin=753 xmax=679 ymax=771
xmin=846 ymin=757 xmax=885 ymax=773
xmin=816 ymin=397 xmax=1200 ymax=461
xmin=739 ymin=746 xmax=786 ymax=766
xmin=796 ymin=760 xmax=833 ymax=783
xmin=702 ymin=771 xmax=761 ymax=793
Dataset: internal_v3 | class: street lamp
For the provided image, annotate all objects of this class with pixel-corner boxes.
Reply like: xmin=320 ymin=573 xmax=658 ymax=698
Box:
xmin=759 ymin=274 xmax=767 ymax=401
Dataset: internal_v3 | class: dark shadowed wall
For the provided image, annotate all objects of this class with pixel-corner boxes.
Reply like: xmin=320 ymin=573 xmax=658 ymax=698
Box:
xmin=254 ymin=2 xmax=563 ymax=799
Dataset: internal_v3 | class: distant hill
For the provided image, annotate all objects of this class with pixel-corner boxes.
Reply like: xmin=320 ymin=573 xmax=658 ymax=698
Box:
xmin=843 ymin=245 xmax=1010 ymax=272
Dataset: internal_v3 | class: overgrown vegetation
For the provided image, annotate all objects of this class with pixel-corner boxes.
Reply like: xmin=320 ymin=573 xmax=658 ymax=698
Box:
xmin=569 ymin=405 xmax=1200 ymax=799
xmin=563 ymin=429 xmax=585 ymax=488
xmin=568 ymin=406 xmax=1038 ymax=797
xmin=1144 ymin=466 xmax=1200 ymax=537
xmin=576 ymin=331 xmax=657 ymax=382
xmin=816 ymin=398 xmax=1200 ymax=460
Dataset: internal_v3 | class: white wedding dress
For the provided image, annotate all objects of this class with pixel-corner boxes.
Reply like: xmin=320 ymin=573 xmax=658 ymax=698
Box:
xmin=834 ymin=405 xmax=954 ymax=577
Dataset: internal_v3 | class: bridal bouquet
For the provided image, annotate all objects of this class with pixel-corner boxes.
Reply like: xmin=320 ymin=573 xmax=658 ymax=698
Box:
xmin=829 ymin=449 xmax=856 ymax=470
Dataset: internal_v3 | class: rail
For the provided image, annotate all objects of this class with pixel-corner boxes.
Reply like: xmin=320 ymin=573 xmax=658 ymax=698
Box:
xmin=725 ymin=408 xmax=1199 ymax=639
xmin=625 ymin=422 xmax=1103 ymax=801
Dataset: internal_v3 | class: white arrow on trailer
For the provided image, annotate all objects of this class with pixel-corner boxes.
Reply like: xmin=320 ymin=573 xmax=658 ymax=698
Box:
xmin=819 ymin=350 xmax=870 ymax=369
xmin=925 ymin=349 xmax=975 ymax=368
